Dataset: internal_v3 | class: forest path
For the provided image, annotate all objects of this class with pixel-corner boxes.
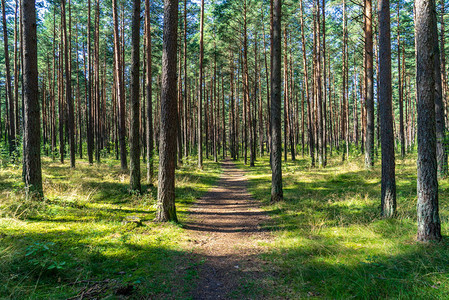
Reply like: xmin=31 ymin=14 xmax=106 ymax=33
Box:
xmin=185 ymin=159 xmax=273 ymax=299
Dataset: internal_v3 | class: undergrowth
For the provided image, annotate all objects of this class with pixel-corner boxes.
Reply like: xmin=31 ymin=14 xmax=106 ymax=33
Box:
xmin=237 ymin=152 xmax=449 ymax=299
xmin=0 ymin=155 xmax=221 ymax=299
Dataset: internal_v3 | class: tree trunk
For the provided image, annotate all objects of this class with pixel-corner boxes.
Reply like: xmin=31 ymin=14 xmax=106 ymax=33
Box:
xmin=364 ymin=0 xmax=374 ymax=167
xmin=300 ymin=0 xmax=314 ymax=167
xmin=87 ymin=0 xmax=93 ymax=164
xmin=61 ymin=0 xmax=75 ymax=168
xmin=129 ymin=0 xmax=141 ymax=193
xmin=113 ymin=0 xmax=127 ymax=170
xmin=146 ymin=0 xmax=154 ymax=184
xmin=435 ymin=4 xmax=448 ymax=177
xmin=2 ymin=0 xmax=15 ymax=155
xmin=22 ymin=0 xmax=42 ymax=197
xmin=379 ymin=0 xmax=396 ymax=217
xmin=156 ymin=0 xmax=178 ymax=222
xmin=198 ymin=0 xmax=204 ymax=169
xmin=415 ymin=0 xmax=442 ymax=241
xmin=271 ymin=0 xmax=283 ymax=202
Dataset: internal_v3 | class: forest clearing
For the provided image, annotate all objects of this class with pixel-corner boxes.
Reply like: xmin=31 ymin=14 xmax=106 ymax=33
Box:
xmin=1 ymin=0 xmax=449 ymax=298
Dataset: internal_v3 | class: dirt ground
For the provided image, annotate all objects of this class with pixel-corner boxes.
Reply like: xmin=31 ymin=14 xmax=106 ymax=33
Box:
xmin=185 ymin=160 xmax=273 ymax=299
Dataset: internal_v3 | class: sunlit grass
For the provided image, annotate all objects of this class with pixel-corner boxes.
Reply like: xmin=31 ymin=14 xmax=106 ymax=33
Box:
xmin=0 ymin=154 xmax=221 ymax=299
xmin=238 ymin=151 xmax=449 ymax=299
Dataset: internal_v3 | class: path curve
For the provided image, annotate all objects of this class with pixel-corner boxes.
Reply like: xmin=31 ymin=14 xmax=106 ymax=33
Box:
xmin=185 ymin=160 xmax=272 ymax=299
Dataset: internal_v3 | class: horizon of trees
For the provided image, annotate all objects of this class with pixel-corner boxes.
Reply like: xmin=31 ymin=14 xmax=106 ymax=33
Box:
xmin=0 ymin=0 xmax=446 ymax=242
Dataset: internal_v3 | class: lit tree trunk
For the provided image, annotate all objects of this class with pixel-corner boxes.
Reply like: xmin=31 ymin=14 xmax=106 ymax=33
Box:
xmin=283 ymin=26 xmax=288 ymax=162
xmin=75 ymin=30 xmax=82 ymax=159
xmin=183 ymin=0 xmax=188 ymax=158
xmin=13 ymin=0 xmax=19 ymax=145
xmin=397 ymin=3 xmax=405 ymax=159
xmin=271 ymin=0 xmax=283 ymax=202
xmin=435 ymin=2 xmax=448 ymax=177
xmin=61 ymin=0 xmax=75 ymax=168
xmin=113 ymin=0 xmax=127 ymax=170
xmin=342 ymin=0 xmax=348 ymax=161
xmin=379 ymin=0 xmax=396 ymax=217
xmin=87 ymin=0 xmax=93 ymax=164
xmin=58 ymin=33 xmax=64 ymax=164
xmin=322 ymin=0 xmax=327 ymax=167
xmin=156 ymin=0 xmax=178 ymax=222
xmin=364 ymin=0 xmax=374 ymax=167
xmin=198 ymin=0 xmax=204 ymax=169
xmin=22 ymin=0 xmax=42 ymax=197
xmin=415 ymin=0 xmax=441 ymax=241
xmin=94 ymin=0 xmax=100 ymax=162
xmin=146 ymin=0 xmax=154 ymax=184
xmin=243 ymin=0 xmax=250 ymax=166
xmin=315 ymin=1 xmax=323 ymax=166
xmin=129 ymin=0 xmax=141 ymax=193
xmin=300 ymin=0 xmax=314 ymax=167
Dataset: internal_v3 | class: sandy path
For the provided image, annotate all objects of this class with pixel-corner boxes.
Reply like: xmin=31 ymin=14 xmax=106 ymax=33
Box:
xmin=185 ymin=160 xmax=272 ymax=299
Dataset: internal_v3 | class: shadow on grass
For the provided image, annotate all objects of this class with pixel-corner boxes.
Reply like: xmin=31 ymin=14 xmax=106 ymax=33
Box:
xmin=0 ymin=225 xmax=199 ymax=299
xmin=260 ymin=238 xmax=449 ymax=298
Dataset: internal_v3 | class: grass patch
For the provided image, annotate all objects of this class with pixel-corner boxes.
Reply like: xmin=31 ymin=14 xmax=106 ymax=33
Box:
xmin=237 ymin=152 xmax=449 ymax=299
xmin=0 ymin=155 xmax=221 ymax=299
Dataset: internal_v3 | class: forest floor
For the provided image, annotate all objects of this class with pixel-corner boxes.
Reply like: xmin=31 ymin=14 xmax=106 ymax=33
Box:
xmin=2 ymin=151 xmax=449 ymax=299
xmin=185 ymin=160 xmax=274 ymax=299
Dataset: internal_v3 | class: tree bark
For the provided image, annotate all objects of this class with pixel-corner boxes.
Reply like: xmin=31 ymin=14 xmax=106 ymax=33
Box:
xmin=271 ymin=0 xmax=283 ymax=202
xmin=2 ymin=0 xmax=15 ymax=155
xmin=415 ymin=0 xmax=441 ymax=241
xmin=129 ymin=0 xmax=141 ymax=193
xmin=113 ymin=0 xmax=127 ymax=170
xmin=146 ymin=0 xmax=154 ymax=184
xmin=22 ymin=0 xmax=42 ymax=197
xmin=379 ymin=0 xmax=396 ymax=217
xmin=156 ymin=0 xmax=178 ymax=222
xmin=61 ymin=0 xmax=75 ymax=168
xmin=364 ymin=0 xmax=374 ymax=167
xmin=198 ymin=0 xmax=204 ymax=169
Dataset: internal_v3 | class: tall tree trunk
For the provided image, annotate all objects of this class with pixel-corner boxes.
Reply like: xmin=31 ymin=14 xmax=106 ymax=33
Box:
xmin=87 ymin=0 xmax=93 ymax=164
xmin=415 ymin=0 xmax=442 ymax=241
xmin=322 ymin=0 xmax=327 ymax=167
xmin=397 ymin=3 xmax=405 ymax=159
xmin=13 ymin=0 xmax=19 ymax=145
xmin=379 ymin=0 xmax=396 ymax=217
xmin=129 ymin=0 xmax=141 ymax=193
xmin=61 ymin=0 xmax=75 ymax=168
xmin=183 ymin=0 xmax=188 ymax=158
xmin=435 ymin=1 xmax=448 ymax=177
xmin=113 ymin=0 xmax=127 ymax=170
xmin=365 ymin=0 xmax=374 ymax=167
xmin=22 ymin=0 xmax=42 ymax=197
xmin=300 ymin=0 xmax=314 ymax=167
xmin=271 ymin=0 xmax=283 ymax=202
xmin=2 ymin=0 xmax=15 ymax=155
xmin=146 ymin=0 xmax=154 ymax=184
xmin=198 ymin=0 xmax=204 ymax=169
xmin=156 ymin=0 xmax=179 ymax=222
xmin=342 ymin=0 xmax=348 ymax=161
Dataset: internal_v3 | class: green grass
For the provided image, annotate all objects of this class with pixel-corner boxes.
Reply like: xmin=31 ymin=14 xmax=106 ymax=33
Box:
xmin=237 ymin=152 xmax=449 ymax=299
xmin=0 ymin=155 xmax=221 ymax=299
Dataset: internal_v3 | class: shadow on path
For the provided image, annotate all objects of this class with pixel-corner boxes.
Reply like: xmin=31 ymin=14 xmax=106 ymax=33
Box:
xmin=186 ymin=160 xmax=273 ymax=299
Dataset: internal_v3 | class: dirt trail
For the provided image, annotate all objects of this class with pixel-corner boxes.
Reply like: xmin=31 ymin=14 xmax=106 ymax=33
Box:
xmin=185 ymin=160 xmax=272 ymax=299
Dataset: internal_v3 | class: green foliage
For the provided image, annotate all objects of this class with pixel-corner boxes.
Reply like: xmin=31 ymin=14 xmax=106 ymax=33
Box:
xmin=25 ymin=241 xmax=67 ymax=272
